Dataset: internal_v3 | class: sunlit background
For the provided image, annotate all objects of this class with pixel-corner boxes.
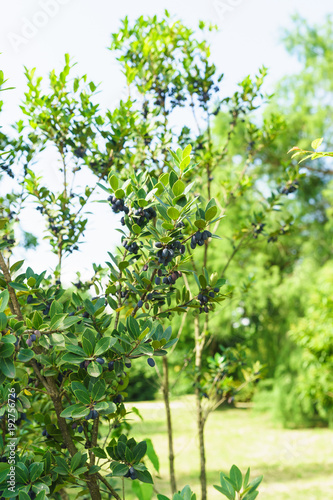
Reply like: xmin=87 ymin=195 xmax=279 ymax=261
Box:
xmin=0 ymin=0 xmax=331 ymax=283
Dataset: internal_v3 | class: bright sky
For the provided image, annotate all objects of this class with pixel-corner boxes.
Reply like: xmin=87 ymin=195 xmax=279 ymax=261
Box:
xmin=0 ymin=0 xmax=331 ymax=283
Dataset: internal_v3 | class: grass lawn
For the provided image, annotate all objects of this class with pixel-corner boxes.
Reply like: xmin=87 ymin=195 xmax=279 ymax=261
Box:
xmin=119 ymin=396 xmax=333 ymax=500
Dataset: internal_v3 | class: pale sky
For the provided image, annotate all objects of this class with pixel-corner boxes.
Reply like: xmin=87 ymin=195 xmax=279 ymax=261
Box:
xmin=0 ymin=0 xmax=331 ymax=283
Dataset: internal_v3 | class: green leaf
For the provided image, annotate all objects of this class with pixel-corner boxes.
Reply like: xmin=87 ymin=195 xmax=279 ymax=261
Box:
xmin=127 ymin=316 xmax=140 ymax=339
xmin=0 ymin=290 xmax=9 ymax=312
xmin=115 ymin=188 xmax=125 ymax=199
xmin=199 ymin=275 xmax=207 ymax=289
xmin=246 ymin=475 xmax=263 ymax=493
xmin=29 ymin=462 xmax=44 ymax=482
xmin=133 ymin=468 xmax=153 ymax=484
xmin=82 ymin=329 xmax=96 ymax=356
xmin=172 ymin=180 xmax=185 ymax=196
xmin=60 ymin=404 xmax=80 ymax=418
xmin=311 ymin=137 xmax=323 ymax=150
xmin=71 ymin=405 xmax=90 ymax=419
xmin=230 ymin=465 xmax=242 ymax=491
xmin=179 ymin=156 xmax=191 ymax=171
xmin=9 ymin=282 xmax=28 ymax=291
xmin=243 ymin=468 xmax=250 ymax=488
xmin=146 ymin=438 xmax=159 ymax=473
xmin=15 ymin=463 xmax=29 ymax=483
xmin=61 ymin=353 xmax=85 ymax=364
xmin=17 ymin=348 xmax=34 ymax=363
xmin=132 ymin=441 xmax=147 ymax=462
xmin=27 ymin=276 xmax=36 ymax=287
xmin=167 ymin=207 xmax=180 ymax=220
xmin=65 ymin=344 xmax=86 ymax=357
xmin=19 ymin=492 xmax=30 ymax=500
xmin=91 ymin=379 xmax=106 ymax=401
xmin=111 ymin=462 xmax=129 ymax=476
xmin=94 ymin=337 xmax=115 ymax=356
xmin=92 ymin=447 xmax=107 ymax=459
xmin=71 ymin=452 xmax=83 ymax=472
xmin=74 ymin=389 xmax=91 ymax=405
xmin=1 ymin=334 xmax=16 ymax=344
xmin=215 ymin=474 xmax=236 ymax=500
xmin=0 ymin=342 xmax=14 ymax=358
xmin=87 ymin=361 xmax=102 ymax=377
xmin=35 ymin=490 xmax=47 ymax=500
xmin=242 ymin=492 xmax=259 ymax=500
xmin=132 ymin=223 xmax=142 ymax=234
xmin=0 ymin=358 xmax=15 ymax=378
xmin=94 ymin=401 xmax=109 ymax=411
xmin=205 ymin=206 xmax=218 ymax=221
xmin=109 ymin=175 xmax=119 ymax=191
xmin=99 ymin=401 xmax=116 ymax=414
xmin=32 ymin=311 xmax=43 ymax=329
xmin=182 ymin=144 xmax=192 ymax=158
xmin=168 ymin=149 xmax=180 ymax=166
xmin=10 ymin=261 xmax=24 ymax=274
xmin=194 ymin=219 xmax=206 ymax=229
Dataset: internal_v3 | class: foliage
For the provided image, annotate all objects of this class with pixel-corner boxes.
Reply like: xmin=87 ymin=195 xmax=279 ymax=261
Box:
xmin=0 ymin=10 xmax=318 ymax=499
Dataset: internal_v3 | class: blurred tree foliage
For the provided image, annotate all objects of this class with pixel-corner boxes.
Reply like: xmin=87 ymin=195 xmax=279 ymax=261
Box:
xmin=204 ymin=15 xmax=333 ymax=426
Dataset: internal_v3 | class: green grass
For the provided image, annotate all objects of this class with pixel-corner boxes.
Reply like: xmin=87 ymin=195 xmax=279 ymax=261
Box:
xmin=120 ymin=396 xmax=333 ymax=500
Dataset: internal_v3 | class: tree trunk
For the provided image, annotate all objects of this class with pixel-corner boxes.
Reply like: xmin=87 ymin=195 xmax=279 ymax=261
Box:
xmin=195 ymin=387 xmax=207 ymax=500
xmin=84 ymin=473 xmax=102 ymax=500
xmin=162 ymin=356 xmax=177 ymax=495
xmin=194 ymin=316 xmax=207 ymax=500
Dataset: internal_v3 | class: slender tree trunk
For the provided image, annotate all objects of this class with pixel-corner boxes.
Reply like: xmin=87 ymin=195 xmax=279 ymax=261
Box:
xmin=194 ymin=316 xmax=207 ymax=500
xmin=162 ymin=356 xmax=177 ymax=495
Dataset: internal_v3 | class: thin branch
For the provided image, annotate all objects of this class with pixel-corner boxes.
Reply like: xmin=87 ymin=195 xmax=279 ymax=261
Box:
xmin=97 ymin=473 xmax=122 ymax=500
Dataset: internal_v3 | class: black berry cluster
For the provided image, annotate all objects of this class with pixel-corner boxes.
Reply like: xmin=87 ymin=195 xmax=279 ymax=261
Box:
xmin=123 ymin=240 xmax=140 ymax=255
xmin=155 ymin=240 xmax=185 ymax=265
xmin=190 ymin=230 xmax=212 ymax=249
xmin=252 ymin=223 xmax=265 ymax=238
xmin=85 ymin=409 xmax=98 ymax=420
xmin=2 ymin=235 xmax=15 ymax=246
xmin=133 ymin=206 xmax=156 ymax=227
xmin=26 ymin=330 xmax=41 ymax=347
xmin=161 ymin=270 xmax=182 ymax=286
xmin=124 ymin=467 xmax=137 ymax=480
xmin=0 ymin=162 xmax=14 ymax=178
xmin=108 ymin=196 xmax=129 ymax=215
xmin=281 ymin=180 xmax=299 ymax=195
xmin=197 ymin=287 xmax=220 ymax=313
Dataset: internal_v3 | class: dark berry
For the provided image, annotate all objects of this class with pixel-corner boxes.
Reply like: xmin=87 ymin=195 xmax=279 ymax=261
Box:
xmin=214 ymin=287 xmax=220 ymax=293
xmin=96 ymin=357 xmax=105 ymax=365
xmin=108 ymin=361 xmax=114 ymax=371
xmin=125 ymin=362 xmax=131 ymax=369
xmin=27 ymin=295 xmax=33 ymax=304
xmin=155 ymin=277 xmax=161 ymax=285
xmin=30 ymin=334 xmax=37 ymax=342
xmin=129 ymin=466 xmax=137 ymax=480
xmin=147 ymin=358 xmax=155 ymax=367
xmin=85 ymin=410 xmax=93 ymax=420
xmin=91 ymin=409 xmax=98 ymax=419
xmin=137 ymin=300 xmax=144 ymax=308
